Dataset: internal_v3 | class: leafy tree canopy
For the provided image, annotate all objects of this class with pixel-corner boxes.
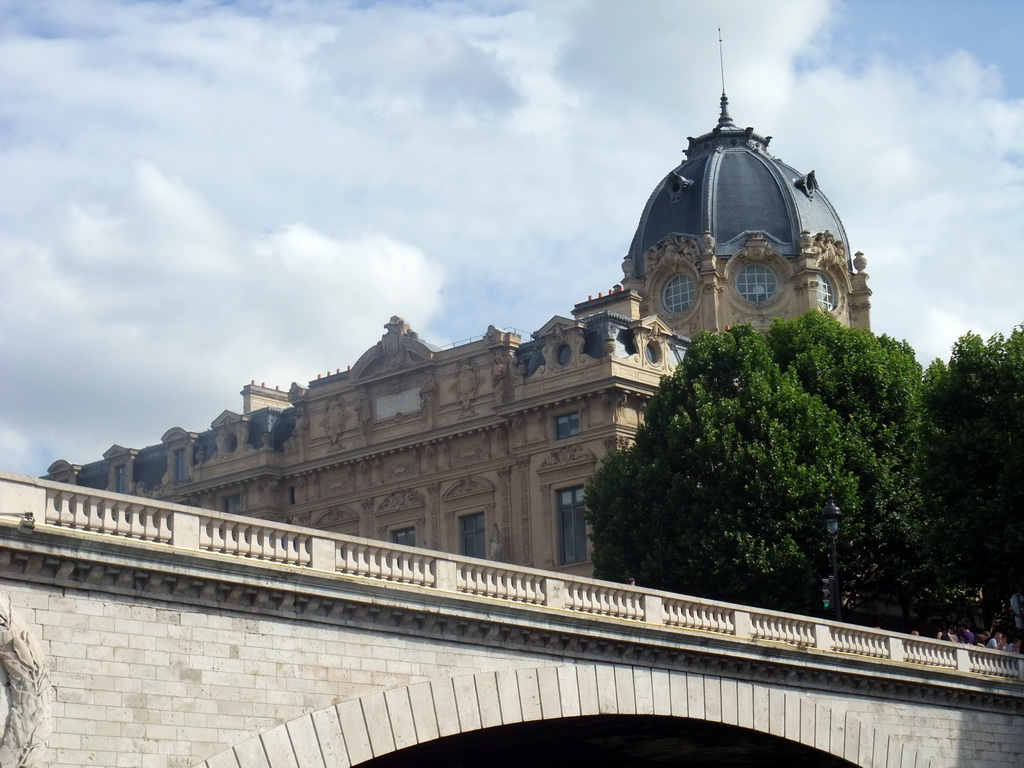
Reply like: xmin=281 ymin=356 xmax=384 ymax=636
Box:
xmin=586 ymin=313 xmax=925 ymax=617
xmin=922 ymin=326 xmax=1024 ymax=624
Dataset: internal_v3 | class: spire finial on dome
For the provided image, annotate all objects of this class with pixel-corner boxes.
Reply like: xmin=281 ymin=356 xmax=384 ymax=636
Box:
xmin=717 ymin=90 xmax=735 ymax=129
xmin=716 ymin=29 xmax=735 ymax=129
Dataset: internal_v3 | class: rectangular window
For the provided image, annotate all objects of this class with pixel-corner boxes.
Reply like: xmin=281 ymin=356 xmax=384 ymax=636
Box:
xmin=391 ymin=526 xmax=416 ymax=547
xmin=558 ymin=486 xmax=587 ymax=564
xmin=173 ymin=448 xmax=187 ymax=483
xmin=115 ymin=465 xmax=127 ymax=494
xmin=223 ymin=494 xmax=241 ymax=515
xmin=555 ymin=412 xmax=581 ymax=440
xmin=288 ymin=485 xmax=296 ymax=505
xmin=459 ymin=512 xmax=486 ymax=559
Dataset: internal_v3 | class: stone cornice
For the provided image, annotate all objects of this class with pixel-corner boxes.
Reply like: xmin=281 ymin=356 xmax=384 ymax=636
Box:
xmin=493 ymin=379 xmax=657 ymax=418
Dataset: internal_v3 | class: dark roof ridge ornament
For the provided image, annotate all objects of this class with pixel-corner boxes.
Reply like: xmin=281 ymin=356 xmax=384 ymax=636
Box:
xmin=795 ymin=170 xmax=818 ymax=199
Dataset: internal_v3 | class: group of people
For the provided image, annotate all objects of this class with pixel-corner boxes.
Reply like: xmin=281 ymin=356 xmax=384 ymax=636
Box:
xmin=936 ymin=623 xmax=1022 ymax=653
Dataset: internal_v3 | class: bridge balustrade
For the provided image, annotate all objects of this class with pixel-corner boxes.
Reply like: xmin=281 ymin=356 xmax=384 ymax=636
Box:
xmin=663 ymin=597 xmax=735 ymax=634
xmin=3 ymin=470 xmax=1023 ymax=683
xmin=457 ymin=562 xmax=546 ymax=603
xmin=47 ymin=486 xmax=174 ymax=542
xmin=199 ymin=515 xmax=313 ymax=566
xmin=831 ymin=625 xmax=891 ymax=659
xmin=338 ymin=540 xmax=436 ymax=586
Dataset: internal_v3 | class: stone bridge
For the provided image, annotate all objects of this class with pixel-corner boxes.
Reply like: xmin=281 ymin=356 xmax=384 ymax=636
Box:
xmin=0 ymin=471 xmax=1021 ymax=767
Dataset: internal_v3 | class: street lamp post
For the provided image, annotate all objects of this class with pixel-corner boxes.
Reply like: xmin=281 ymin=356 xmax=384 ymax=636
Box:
xmin=820 ymin=495 xmax=842 ymax=622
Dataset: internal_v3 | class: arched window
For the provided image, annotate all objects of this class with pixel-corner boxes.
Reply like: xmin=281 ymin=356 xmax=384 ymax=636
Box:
xmin=817 ymin=273 xmax=836 ymax=310
xmin=736 ymin=264 xmax=778 ymax=303
xmin=663 ymin=272 xmax=696 ymax=313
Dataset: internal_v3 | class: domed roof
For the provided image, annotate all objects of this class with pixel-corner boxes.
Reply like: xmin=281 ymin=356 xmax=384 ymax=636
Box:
xmin=626 ymin=94 xmax=849 ymax=278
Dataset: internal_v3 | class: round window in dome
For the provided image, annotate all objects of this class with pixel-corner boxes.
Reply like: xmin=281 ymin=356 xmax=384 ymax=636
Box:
xmin=736 ymin=264 xmax=778 ymax=303
xmin=817 ymin=273 xmax=836 ymax=311
xmin=663 ymin=273 xmax=696 ymax=314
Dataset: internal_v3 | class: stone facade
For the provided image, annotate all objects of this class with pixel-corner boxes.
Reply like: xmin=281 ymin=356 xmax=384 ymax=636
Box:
xmin=622 ymin=229 xmax=872 ymax=337
xmin=47 ymin=304 xmax=685 ymax=578
xmin=44 ymin=99 xmax=873 ymax=578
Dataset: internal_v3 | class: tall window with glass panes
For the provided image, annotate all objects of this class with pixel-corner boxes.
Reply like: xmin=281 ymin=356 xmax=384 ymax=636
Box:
xmin=557 ymin=486 xmax=586 ymax=564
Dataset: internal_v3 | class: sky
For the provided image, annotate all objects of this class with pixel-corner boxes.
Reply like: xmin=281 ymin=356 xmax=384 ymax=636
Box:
xmin=2 ymin=0 xmax=1023 ymax=476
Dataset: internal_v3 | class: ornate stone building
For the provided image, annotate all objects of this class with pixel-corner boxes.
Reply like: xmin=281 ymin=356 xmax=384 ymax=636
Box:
xmin=46 ymin=96 xmax=871 ymax=577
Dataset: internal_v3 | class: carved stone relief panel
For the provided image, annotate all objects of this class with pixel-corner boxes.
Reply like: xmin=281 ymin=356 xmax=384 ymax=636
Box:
xmin=353 ymin=391 xmax=371 ymax=440
xmin=255 ymin=477 xmax=278 ymax=505
xmin=427 ymin=483 xmax=440 ymax=549
xmin=732 ymin=232 xmax=779 ymax=264
xmin=515 ymin=455 xmax=532 ymax=566
xmin=448 ymin=358 xmax=484 ymax=418
xmin=376 ymin=489 xmax=426 ymax=525
xmin=603 ymin=390 xmax=627 ymax=422
xmin=497 ymin=465 xmax=513 ymax=563
xmin=358 ymin=459 xmax=372 ymax=489
xmin=384 ymin=459 xmax=416 ymax=483
xmin=510 ymin=415 xmax=526 ymax=446
xmin=603 ymin=434 xmax=632 ymax=453
xmin=322 ymin=467 xmax=355 ymax=495
xmin=451 ymin=437 xmax=485 ymax=467
xmin=319 ymin=396 xmax=350 ymax=451
xmin=359 ymin=498 xmax=374 ymax=537
xmin=490 ymin=349 xmax=515 ymax=404
xmin=644 ymin=234 xmax=700 ymax=278
xmin=494 ymin=424 xmax=509 ymax=456
xmin=0 ymin=591 xmax=53 ymax=768
xmin=538 ymin=445 xmax=596 ymax=472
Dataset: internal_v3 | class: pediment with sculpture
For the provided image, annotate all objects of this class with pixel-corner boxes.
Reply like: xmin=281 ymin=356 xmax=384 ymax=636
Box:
xmin=534 ymin=315 xmax=582 ymax=340
xmin=442 ymin=475 xmax=494 ymax=502
xmin=377 ymin=488 xmax=425 ymax=514
xmin=538 ymin=445 xmax=596 ymax=471
xmin=349 ymin=316 xmax=437 ymax=380
xmin=309 ymin=506 xmax=360 ymax=529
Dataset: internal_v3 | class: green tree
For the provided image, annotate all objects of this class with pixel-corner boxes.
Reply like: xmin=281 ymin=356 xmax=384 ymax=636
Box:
xmin=586 ymin=323 xmax=856 ymax=613
xmin=922 ymin=326 xmax=1024 ymax=624
xmin=586 ymin=314 xmax=925 ymax=617
xmin=766 ymin=312 xmax=927 ymax=618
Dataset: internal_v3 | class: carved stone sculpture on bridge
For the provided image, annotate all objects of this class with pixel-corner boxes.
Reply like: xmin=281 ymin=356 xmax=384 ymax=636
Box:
xmin=0 ymin=591 xmax=53 ymax=768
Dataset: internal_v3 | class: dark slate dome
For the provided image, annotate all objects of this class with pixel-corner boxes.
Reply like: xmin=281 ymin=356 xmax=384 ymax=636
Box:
xmin=626 ymin=94 xmax=849 ymax=277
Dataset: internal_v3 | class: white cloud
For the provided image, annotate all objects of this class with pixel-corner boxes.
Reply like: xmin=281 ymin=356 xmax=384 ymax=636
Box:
xmin=0 ymin=156 xmax=441 ymax=474
xmin=0 ymin=0 xmax=1022 ymax=475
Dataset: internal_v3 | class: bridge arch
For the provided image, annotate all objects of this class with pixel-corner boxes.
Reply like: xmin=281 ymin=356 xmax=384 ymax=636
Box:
xmin=197 ymin=663 xmax=927 ymax=767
